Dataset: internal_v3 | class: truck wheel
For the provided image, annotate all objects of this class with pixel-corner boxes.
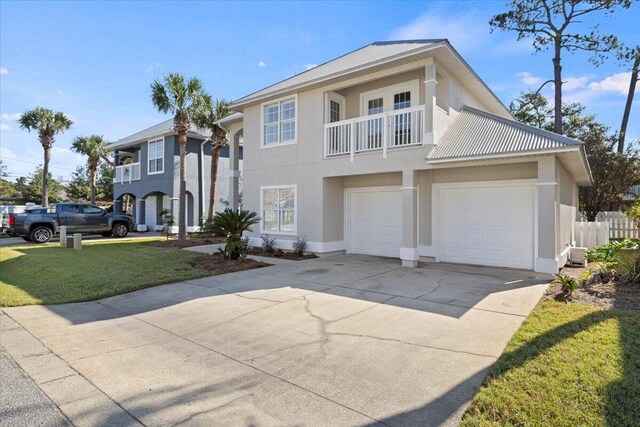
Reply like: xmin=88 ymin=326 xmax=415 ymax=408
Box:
xmin=30 ymin=226 xmax=53 ymax=244
xmin=21 ymin=236 xmax=32 ymax=242
xmin=112 ymin=223 xmax=129 ymax=238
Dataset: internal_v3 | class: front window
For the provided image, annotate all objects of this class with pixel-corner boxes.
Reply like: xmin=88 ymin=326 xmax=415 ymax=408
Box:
xmin=330 ymin=100 xmax=341 ymax=123
xmin=148 ymin=138 xmax=164 ymax=174
xmin=261 ymin=186 xmax=296 ymax=233
xmin=263 ymin=98 xmax=296 ymax=146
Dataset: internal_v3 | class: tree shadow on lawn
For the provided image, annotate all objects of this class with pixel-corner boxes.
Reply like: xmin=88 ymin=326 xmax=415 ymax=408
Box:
xmin=374 ymin=305 xmax=640 ymax=426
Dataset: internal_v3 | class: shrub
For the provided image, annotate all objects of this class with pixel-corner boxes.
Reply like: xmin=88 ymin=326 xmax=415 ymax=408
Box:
xmin=261 ymin=235 xmax=277 ymax=253
xmin=210 ymin=209 xmax=260 ymax=260
xmin=292 ymin=235 xmax=307 ymax=256
xmin=625 ymin=201 xmax=640 ymax=227
xmin=554 ymin=274 xmax=579 ymax=298
xmin=586 ymin=239 xmax=640 ymax=285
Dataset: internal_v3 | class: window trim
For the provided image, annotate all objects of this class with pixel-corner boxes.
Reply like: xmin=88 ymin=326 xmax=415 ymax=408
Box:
xmin=260 ymin=94 xmax=298 ymax=149
xmin=147 ymin=137 xmax=165 ymax=175
xmin=259 ymin=184 xmax=297 ymax=235
xmin=324 ymin=92 xmax=346 ymax=124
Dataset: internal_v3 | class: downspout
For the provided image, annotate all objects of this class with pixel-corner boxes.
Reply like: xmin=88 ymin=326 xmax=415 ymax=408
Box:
xmin=200 ymin=138 xmax=210 ymax=224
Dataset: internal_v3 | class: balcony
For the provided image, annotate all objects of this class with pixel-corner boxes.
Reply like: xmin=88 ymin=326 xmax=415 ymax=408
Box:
xmin=115 ymin=162 xmax=141 ymax=184
xmin=324 ymin=105 xmax=425 ymax=160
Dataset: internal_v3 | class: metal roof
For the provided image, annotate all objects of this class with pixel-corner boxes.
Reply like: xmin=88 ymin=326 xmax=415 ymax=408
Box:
xmin=427 ymin=106 xmax=583 ymax=161
xmin=106 ymin=119 xmax=210 ymax=150
xmin=230 ymin=40 xmax=446 ymax=108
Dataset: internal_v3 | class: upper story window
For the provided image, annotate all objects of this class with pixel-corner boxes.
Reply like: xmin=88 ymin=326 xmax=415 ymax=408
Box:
xmin=263 ymin=97 xmax=296 ymax=147
xmin=148 ymin=138 xmax=164 ymax=174
xmin=394 ymin=92 xmax=411 ymax=110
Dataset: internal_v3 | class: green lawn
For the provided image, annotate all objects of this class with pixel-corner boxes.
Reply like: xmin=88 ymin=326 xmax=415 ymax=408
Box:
xmin=461 ymin=301 xmax=640 ymax=426
xmin=0 ymin=239 xmax=216 ymax=306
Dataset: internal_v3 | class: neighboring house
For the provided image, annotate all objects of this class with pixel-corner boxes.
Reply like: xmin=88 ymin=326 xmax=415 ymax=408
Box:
xmin=220 ymin=40 xmax=592 ymax=274
xmin=106 ymin=119 xmax=243 ymax=232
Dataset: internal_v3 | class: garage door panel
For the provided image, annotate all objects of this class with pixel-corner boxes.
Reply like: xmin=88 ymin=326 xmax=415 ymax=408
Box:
xmin=438 ymin=184 xmax=534 ymax=270
xmin=348 ymin=190 xmax=403 ymax=258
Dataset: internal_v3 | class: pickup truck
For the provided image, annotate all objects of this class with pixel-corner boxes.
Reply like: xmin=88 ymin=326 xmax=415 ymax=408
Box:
xmin=7 ymin=203 xmax=135 ymax=243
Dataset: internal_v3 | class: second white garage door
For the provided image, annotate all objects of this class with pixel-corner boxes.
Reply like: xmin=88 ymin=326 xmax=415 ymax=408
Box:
xmin=436 ymin=182 xmax=535 ymax=270
xmin=347 ymin=188 xmax=403 ymax=258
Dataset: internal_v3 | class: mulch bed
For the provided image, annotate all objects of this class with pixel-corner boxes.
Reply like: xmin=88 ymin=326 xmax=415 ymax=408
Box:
xmin=247 ymin=247 xmax=318 ymax=261
xmin=147 ymin=236 xmax=226 ymax=248
xmin=187 ymin=253 xmax=269 ymax=273
xmin=543 ymin=264 xmax=640 ymax=310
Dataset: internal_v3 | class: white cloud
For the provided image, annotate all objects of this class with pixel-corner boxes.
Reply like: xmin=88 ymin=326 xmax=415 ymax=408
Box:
xmin=589 ymin=72 xmax=635 ymax=95
xmin=304 ymin=64 xmax=318 ymax=70
xmin=258 ymin=61 xmax=266 ymax=68
xmin=145 ymin=62 xmax=162 ymax=74
xmin=0 ymin=113 xmax=21 ymax=121
xmin=517 ymin=71 xmax=543 ymax=86
xmin=0 ymin=124 xmax=11 ymax=131
xmin=563 ymin=75 xmax=590 ymax=91
xmin=0 ymin=67 xmax=8 ymax=75
xmin=389 ymin=9 xmax=490 ymax=53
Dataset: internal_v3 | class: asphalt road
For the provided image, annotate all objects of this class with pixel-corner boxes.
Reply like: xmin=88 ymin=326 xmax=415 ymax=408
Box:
xmin=0 ymin=349 xmax=70 ymax=427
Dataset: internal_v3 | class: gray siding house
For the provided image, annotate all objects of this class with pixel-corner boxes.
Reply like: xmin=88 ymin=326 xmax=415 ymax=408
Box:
xmin=107 ymin=120 xmax=242 ymax=232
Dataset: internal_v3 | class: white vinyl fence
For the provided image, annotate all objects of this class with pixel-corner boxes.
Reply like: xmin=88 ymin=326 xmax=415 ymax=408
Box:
xmin=595 ymin=211 xmax=639 ymax=239
xmin=574 ymin=221 xmax=609 ymax=249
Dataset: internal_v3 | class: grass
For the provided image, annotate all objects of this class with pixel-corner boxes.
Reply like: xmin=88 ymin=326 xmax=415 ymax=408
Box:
xmin=461 ymin=301 xmax=640 ymax=426
xmin=0 ymin=239 xmax=218 ymax=306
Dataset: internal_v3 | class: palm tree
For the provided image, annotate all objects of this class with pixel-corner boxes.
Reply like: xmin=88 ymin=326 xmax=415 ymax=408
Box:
xmin=193 ymin=95 xmax=232 ymax=221
xmin=18 ymin=107 xmax=73 ymax=206
xmin=71 ymin=135 xmax=108 ymax=204
xmin=150 ymin=73 xmax=205 ymax=240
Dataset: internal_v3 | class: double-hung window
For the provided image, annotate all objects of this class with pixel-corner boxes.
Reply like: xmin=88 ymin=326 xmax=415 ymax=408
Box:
xmin=148 ymin=138 xmax=164 ymax=174
xmin=263 ymin=97 xmax=296 ymax=146
xmin=261 ymin=186 xmax=296 ymax=234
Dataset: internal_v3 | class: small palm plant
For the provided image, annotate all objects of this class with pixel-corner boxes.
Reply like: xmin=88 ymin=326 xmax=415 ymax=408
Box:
xmin=71 ymin=135 xmax=108 ymax=204
xmin=19 ymin=107 xmax=73 ymax=206
xmin=554 ymin=274 xmax=579 ymax=299
xmin=210 ymin=209 xmax=260 ymax=260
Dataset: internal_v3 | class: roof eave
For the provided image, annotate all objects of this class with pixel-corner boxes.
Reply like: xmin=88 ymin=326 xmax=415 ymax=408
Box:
xmin=229 ymin=40 xmax=450 ymax=110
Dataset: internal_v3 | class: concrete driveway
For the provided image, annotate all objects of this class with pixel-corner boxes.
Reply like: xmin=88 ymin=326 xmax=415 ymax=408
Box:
xmin=1 ymin=255 xmax=549 ymax=426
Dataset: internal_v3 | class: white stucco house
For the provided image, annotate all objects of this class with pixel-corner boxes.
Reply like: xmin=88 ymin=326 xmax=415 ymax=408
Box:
xmin=219 ymin=40 xmax=592 ymax=274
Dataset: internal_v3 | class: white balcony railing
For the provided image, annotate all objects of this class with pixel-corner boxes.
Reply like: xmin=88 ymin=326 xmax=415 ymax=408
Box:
xmin=115 ymin=162 xmax=141 ymax=184
xmin=324 ymin=105 xmax=425 ymax=159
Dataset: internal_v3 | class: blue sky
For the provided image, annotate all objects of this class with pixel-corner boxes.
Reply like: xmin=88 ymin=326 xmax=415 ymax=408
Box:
xmin=1 ymin=0 xmax=638 ymax=181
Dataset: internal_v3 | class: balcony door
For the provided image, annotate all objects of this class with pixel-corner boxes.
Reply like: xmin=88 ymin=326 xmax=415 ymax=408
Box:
xmin=359 ymin=79 xmax=419 ymax=149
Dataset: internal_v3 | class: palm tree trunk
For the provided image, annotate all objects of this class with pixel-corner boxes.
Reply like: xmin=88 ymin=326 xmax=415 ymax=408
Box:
xmin=42 ymin=145 xmax=50 ymax=207
xmin=208 ymin=145 xmax=222 ymax=221
xmin=552 ymin=38 xmax=563 ymax=135
xmin=618 ymin=54 xmax=639 ymax=153
xmin=178 ymin=133 xmax=188 ymax=240
xmin=90 ymin=165 xmax=97 ymax=204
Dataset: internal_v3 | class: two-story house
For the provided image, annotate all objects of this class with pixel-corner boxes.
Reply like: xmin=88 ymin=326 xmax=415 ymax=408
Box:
xmin=107 ymin=119 xmax=243 ymax=232
xmin=219 ymin=40 xmax=592 ymax=274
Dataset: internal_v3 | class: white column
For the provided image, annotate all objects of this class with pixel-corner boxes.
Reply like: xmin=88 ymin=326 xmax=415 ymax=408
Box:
xmin=536 ymin=157 xmax=558 ymax=273
xmin=424 ymin=59 xmax=436 ymax=146
xmin=229 ymin=131 xmax=240 ymax=210
xmin=401 ymin=170 xmax=419 ymax=267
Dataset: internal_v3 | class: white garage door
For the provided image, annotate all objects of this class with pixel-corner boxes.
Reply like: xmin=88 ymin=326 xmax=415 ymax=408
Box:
xmin=437 ymin=183 xmax=535 ymax=269
xmin=145 ymin=196 xmax=157 ymax=230
xmin=348 ymin=188 xmax=403 ymax=258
